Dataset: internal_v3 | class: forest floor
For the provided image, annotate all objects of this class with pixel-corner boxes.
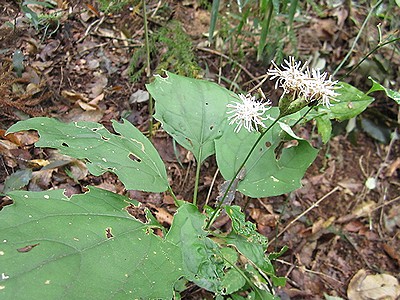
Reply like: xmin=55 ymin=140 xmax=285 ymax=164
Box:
xmin=0 ymin=1 xmax=399 ymax=299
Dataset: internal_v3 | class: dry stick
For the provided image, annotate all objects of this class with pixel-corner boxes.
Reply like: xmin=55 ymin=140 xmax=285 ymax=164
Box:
xmin=268 ymin=186 xmax=340 ymax=246
xmin=76 ymin=16 xmax=105 ymax=44
xmin=142 ymin=0 xmax=153 ymax=138
xmin=203 ymin=168 xmax=220 ymax=212
xmin=196 ymin=47 xmax=260 ymax=84
xmin=275 ymin=259 xmax=343 ymax=285
xmin=373 ymin=195 xmax=400 ymax=212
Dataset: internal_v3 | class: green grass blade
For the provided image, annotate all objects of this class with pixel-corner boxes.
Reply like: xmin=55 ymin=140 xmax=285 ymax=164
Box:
xmin=209 ymin=0 xmax=220 ymax=44
xmin=257 ymin=0 xmax=274 ymax=61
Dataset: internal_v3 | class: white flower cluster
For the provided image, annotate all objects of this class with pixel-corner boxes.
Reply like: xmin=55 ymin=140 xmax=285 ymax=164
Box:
xmin=227 ymin=94 xmax=272 ymax=133
xmin=268 ymin=56 xmax=339 ymax=108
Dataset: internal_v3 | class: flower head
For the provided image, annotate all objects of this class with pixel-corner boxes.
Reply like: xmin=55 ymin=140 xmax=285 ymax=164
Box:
xmin=227 ymin=94 xmax=271 ymax=133
xmin=304 ymin=69 xmax=339 ymax=108
xmin=267 ymin=56 xmax=308 ymax=97
xmin=268 ymin=56 xmax=339 ymax=108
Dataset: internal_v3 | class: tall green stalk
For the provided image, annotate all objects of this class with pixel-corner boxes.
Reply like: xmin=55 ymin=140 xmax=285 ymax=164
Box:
xmin=333 ymin=0 xmax=383 ymax=76
xmin=206 ymin=116 xmax=282 ymax=229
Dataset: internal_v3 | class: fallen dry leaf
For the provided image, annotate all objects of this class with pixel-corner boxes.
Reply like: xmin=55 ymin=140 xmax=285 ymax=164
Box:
xmin=67 ymin=159 xmax=89 ymax=181
xmin=347 ymin=269 xmax=400 ymax=300
xmin=76 ymin=99 xmax=98 ymax=111
xmin=386 ymin=157 xmax=400 ymax=177
xmin=61 ymin=90 xmax=89 ymax=103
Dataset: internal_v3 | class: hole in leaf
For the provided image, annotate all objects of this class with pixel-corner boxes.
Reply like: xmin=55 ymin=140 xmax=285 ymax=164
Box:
xmin=129 ymin=153 xmax=141 ymax=163
xmin=105 ymin=227 xmax=113 ymax=239
xmin=274 ymin=140 xmax=298 ymax=160
xmin=101 ymin=136 xmax=109 ymax=141
xmin=185 ymin=138 xmax=193 ymax=147
xmin=209 ymin=125 xmax=214 ymax=130
xmin=205 ymin=102 xmax=209 ymax=106
xmin=62 ymin=142 xmax=69 ymax=147
xmin=17 ymin=243 xmax=40 ymax=253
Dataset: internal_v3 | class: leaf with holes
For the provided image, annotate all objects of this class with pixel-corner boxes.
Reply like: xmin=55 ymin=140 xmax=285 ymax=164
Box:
xmin=147 ymin=71 xmax=237 ymax=163
xmin=167 ymin=202 xmax=229 ymax=293
xmin=7 ymin=117 xmax=168 ymax=192
xmin=216 ymin=108 xmax=318 ymax=197
xmin=0 ymin=187 xmax=184 ymax=299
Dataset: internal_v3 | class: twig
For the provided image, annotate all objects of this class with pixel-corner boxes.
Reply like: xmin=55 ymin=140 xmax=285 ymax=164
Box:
xmin=373 ymin=195 xmax=400 ymax=212
xmin=268 ymin=186 xmax=340 ymax=245
xmin=275 ymin=259 xmax=343 ymax=285
xmin=203 ymin=168 xmax=219 ymax=212
xmin=76 ymin=16 xmax=105 ymax=44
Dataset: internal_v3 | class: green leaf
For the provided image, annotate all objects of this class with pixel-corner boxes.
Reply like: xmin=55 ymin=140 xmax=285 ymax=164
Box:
xmin=221 ymin=269 xmax=246 ymax=295
xmin=2 ymin=169 xmax=32 ymax=193
xmin=224 ymin=205 xmax=286 ymax=288
xmin=1 ymin=187 xmax=184 ymax=299
xmin=361 ymin=117 xmax=391 ymax=144
xmin=20 ymin=4 xmax=39 ymax=30
xmin=225 ymin=206 xmax=267 ymax=245
xmin=367 ymin=76 xmax=400 ymax=104
xmin=12 ymin=50 xmax=24 ymax=77
xmin=315 ymin=114 xmax=332 ymax=144
xmin=147 ymin=71 xmax=237 ymax=164
xmin=317 ymin=82 xmax=375 ymax=121
xmin=216 ymin=108 xmax=318 ymax=197
xmin=209 ymin=0 xmax=220 ymax=43
xmin=7 ymin=117 xmax=168 ymax=193
xmin=167 ymin=202 xmax=226 ymax=293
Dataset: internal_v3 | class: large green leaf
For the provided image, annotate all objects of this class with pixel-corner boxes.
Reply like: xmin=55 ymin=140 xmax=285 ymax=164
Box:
xmin=7 ymin=117 xmax=168 ymax=192
xmin=215 ymin=108 xmax=318 ymax=197
xmin=147 ymin=71 xmax=237 ymax=163
xmin=0 ymin=187 xmax=184 ymax=299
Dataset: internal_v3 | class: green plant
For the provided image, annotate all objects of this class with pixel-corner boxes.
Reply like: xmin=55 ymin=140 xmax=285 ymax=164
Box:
xmin=1 ymin=56 xmax=378 ymax=298
xmin=129 ymin=21 xmax=201 ymax=83
xmin=208 ymin=0 xmax=299 ymax=63
xmin=20 ymin=1 xmax=63 ymax=39
xmin=96 ymin=0 xmax=136 ymax=13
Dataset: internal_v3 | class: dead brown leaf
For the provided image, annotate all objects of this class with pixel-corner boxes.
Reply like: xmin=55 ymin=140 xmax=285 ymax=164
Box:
xmin=347 ymin=269 xmax=400 ymax=300
xmin=61 ymin=90 xmax=89 ymax=103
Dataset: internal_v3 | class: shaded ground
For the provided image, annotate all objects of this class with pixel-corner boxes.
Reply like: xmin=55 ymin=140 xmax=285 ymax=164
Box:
xmin=0 ymin=1 xmax=399 ymax=299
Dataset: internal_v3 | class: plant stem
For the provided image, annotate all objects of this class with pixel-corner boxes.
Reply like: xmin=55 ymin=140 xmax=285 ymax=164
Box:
xmin=142 ymin=0 xmax=153 ymax=137
xmin=192 ymin=155 xmax=202 ymax=206
xmin=339 ymin=37 xmax=400 ymax=81
xmin=168 ymin=186 xmax=180 ymax=207
xmin=333 ymin=0 xmax=383 ymax=76
xmin=205 ymin=116 xmax=281 ymax=229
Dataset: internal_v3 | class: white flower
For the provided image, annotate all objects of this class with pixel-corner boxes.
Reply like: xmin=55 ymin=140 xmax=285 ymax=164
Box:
xmin=226 ymin=94 xmax=271 ymax=133
xmin=305 ymin=69 xmax=339 ymax=108
xmin=268 ymin=57 xmax=339 ymax=108
xmin=267 ymin=56 xmax=308 ymax=97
